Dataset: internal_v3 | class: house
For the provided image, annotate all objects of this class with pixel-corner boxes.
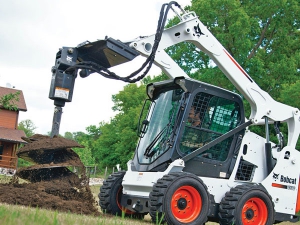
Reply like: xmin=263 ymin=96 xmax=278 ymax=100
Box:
xmin=0 ymin=86 xmax=27 ymax=175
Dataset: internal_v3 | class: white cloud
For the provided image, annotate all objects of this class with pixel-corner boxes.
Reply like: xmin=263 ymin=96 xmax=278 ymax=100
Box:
xmin=0 ymin=0 xmax=191 ymax=135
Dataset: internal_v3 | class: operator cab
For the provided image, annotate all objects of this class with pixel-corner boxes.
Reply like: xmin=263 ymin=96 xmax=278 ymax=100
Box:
xmin=133 ymin=77 xmax=245 ymax=179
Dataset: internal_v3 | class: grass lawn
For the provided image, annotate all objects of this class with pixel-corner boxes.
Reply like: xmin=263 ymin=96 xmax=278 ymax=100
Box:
xmin=0 ymin=176 xmax=298 ymax=224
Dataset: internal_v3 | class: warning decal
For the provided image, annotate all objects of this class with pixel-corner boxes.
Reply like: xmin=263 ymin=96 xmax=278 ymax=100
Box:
xmin=54 ymin=87 xmax=69 ymax=100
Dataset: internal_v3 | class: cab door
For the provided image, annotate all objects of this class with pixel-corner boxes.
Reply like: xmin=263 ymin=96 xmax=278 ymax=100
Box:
xmin=178 ymin=90 xmax=245 ymax=179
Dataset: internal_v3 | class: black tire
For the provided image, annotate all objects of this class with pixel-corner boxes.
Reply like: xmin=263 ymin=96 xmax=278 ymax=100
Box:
xmin=218 ymin=185 xmax=274 ymax=225
xmin=99 ymin=171 xmax=145 ymax=219
xmin=149 ymin=172 xmax=210 ymax=225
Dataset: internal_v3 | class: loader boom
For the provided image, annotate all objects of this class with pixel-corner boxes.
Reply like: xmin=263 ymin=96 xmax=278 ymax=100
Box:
xmin=129 ymin=10 xmax=300 ymax=148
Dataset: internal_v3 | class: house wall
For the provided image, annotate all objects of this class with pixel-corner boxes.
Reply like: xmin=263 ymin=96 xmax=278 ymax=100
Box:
xmin=0 ymin=108 xmax=19 ymax=170
xmin=0 ymin=88 xmax=26 ymax=173
xmin=0 ymin=141 xmax=17 ymax=169
xmin=0 ymin=110 xmax=18 ymax=129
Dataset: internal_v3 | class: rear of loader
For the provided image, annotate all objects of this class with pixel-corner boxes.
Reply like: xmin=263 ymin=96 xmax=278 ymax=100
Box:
xmin=99 ymin=77 xmax=300 ymax=225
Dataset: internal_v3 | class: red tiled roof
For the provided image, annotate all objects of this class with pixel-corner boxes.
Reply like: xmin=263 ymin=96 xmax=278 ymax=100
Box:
xmin=0 ymin=87 xmax=27 ymax=111
xmin=0 ymin=127 xmax=27 ymax=143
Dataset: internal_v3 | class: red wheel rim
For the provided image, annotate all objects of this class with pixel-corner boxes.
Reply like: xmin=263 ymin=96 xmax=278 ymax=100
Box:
xmin=116 ymin=187 xmax=135 ymax=215
xmin=171 ymin=185 xmax=202 ymax=223
xmin=242 ymin=197 xmax=268 ymax=225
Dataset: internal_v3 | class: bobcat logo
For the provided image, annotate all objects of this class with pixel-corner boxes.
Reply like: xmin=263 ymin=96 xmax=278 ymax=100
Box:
xmin=66 ymin=56 xmax=73 ymax=63
xmin=273 ymin=172 xmax=279 ymax=180
xmin=194 ymin=23 xmax=205 ymax=37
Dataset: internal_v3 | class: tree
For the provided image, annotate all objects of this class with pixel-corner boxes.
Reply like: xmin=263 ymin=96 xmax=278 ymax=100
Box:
xmin=62 ymin=131 xmax=96 ymax=166
xmin=18 ymin=119 xmax=37 ymax=137
xmin=0 ymin=91 xmax=20 ymax=111
xmin=85 ymin=125 xmax=101 ymax=140
xmin=168 ymin=0 xmax=300 ymax=98
xmin=72 ymin=145 xmax=95 ymax=166
xmin=279 ymin=80 xmax=300 ymax=149
xmin=279 ymin=80 xmax=300 ymax=108
xmin=64 ymin=131 xmax=74 ymax=140
xmin=92 ymin=83 xmax=146 ymax=168
xmin=90 ymin=75 xmax=168 ymax=169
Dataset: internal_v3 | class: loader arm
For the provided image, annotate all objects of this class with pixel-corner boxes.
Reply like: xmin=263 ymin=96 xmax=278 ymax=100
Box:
xmin=129 ymin=10 xmax=300 ymax=149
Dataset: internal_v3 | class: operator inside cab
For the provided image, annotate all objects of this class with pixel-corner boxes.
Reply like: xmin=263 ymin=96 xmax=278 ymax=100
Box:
xmin=179 ymin=92 xmax=241 ymax=161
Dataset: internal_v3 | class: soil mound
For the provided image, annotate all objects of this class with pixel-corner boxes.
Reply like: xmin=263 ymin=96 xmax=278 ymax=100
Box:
xmin=0 ymin=134 xmax=100 ymax=216
xmin=18 ymin=134 xmax=83 ymax=153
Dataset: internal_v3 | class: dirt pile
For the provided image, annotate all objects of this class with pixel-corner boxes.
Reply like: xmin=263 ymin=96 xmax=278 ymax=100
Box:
xmin=0 ymin=134 xmax=100 ymax=216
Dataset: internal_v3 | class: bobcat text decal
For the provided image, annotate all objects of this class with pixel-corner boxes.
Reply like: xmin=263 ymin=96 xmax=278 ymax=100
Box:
xmin=272 ymin=172 xmax=297 ymax=190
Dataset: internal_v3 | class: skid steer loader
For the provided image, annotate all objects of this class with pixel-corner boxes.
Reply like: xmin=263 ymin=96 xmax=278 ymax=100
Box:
xmin=49 ymin=1 xmax=300 ymax=224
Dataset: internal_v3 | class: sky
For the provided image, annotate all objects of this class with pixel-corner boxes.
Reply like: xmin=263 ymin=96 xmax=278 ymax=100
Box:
xmin=0 ymin=0 xmax=191 ymax=135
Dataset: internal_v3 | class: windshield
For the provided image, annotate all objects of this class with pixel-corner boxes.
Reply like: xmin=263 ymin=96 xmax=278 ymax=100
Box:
xmin=137 ymin=89 xmax=183 ymax=164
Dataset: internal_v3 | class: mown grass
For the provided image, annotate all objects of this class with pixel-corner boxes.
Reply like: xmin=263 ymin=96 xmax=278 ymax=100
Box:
xmin=0 ymin=202 xmax=297 ymax=225
xmin=0 ymin=203 xmax=154 ymax=225
xmin=0 ymin=175 xmax=12 ymax=183
xmin=0 ymin=176 xmax=298 ymax=225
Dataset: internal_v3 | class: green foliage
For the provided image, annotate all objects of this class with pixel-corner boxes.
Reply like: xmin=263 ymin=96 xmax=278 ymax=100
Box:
xmin=91 ymin=83 xmax=146 ymax=169
xmin=73 ymin=146 xmax=96 ymax=166
xmin=279 ymin=80 xmax=300 ymax=108
xmin=88 ymin=75 xmax=169 ymax=169
xmin=0 ymin=91 xmax=20 ymax=111
xmin=112 ymin=83 xmax=146 ymax=113
xmin=17 ymin=158 xmax=33 ymax=168
xmin=18 ymin=119 xmax=37 ymax=137
xmin=63 ymin=131 xmax=96 ymax=166
xmin=0 ymin=204 xmax=151 ymax=225
xmin=85 ymin=125 xmax=101 ymax=139
xmin=156 ymin=212 xmax=165 ymax=225
xmin=168 ymin=0 xmax=300 ymax=97
xmin=141 ymin=74 xmax=169 ymax=85
xmin=92 ymin=119 xmax=136 ymax=168
xmin=63 ymin=131 xmax=74 ymax=140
